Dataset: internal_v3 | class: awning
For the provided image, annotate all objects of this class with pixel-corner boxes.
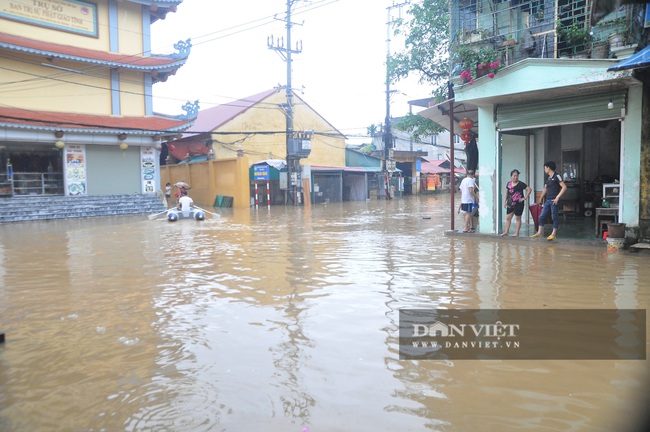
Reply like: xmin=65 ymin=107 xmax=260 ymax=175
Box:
xmin=311 ymin=165 xmax=402 ymax=173
xmin=607 ymin=45 xmax=650 ymax=71
xmin=178 ymin=155 xmax=208 ymax=164
xmin=417 ymin=98 xmax=478 ymax=133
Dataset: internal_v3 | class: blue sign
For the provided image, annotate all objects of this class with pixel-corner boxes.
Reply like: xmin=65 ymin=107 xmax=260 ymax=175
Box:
xmin=254 ymin=165 xmax=270 ymax=181
xmin=416 ymin=159 xmax=421 ymax=173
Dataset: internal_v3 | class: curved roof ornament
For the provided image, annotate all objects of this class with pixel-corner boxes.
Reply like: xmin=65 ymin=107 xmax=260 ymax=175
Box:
xmin=172 ymin=39 xmax=192 ymax=58
xmin=178 ymin=100 xmax=200 ymax=120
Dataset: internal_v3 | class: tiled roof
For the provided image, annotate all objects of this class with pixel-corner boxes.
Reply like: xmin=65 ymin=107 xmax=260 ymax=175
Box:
xmin=185 ymin=89 xmax=281 ymax=134
xmin=0 ymin=32 xmax=188 ymax=72
xmin=185 ymin=88 xmax=345 ymax=138
xmin=0 ymin=106 xmax=194 ymax=135
xmin=419 ymin=161 xmax=449 ymax=174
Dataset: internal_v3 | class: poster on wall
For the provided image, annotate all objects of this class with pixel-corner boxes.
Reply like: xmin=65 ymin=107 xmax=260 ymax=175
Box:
xmin=140 ymin=146 xmax=156 ymax=194
xmin=0 ymin=0 xmax=99 ymax=37
xmin=64 ymin=145 xmax=87 ymax=196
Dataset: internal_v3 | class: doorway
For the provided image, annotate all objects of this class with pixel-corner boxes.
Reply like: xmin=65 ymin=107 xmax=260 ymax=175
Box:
xmin=498 ymin=120 xmax=622 ymax=239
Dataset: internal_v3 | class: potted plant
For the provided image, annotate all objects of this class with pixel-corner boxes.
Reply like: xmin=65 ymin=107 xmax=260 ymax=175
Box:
xmin=605 ymin=17 xmax=629 ymax=48
xmin=556 ymin=20 xmax=593 ymax=57
xmin=457 ymin=28 xmax=491 ymax=48
xmin=604 ymin=16 xmax=637 ymax=59
xmin=455 ymin=45 xmax=500 ymax=85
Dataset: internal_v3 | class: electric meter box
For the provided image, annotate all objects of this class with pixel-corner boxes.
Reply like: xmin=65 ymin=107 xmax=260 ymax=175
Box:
xmin=288 ymin=138 xmax=311 ymax=158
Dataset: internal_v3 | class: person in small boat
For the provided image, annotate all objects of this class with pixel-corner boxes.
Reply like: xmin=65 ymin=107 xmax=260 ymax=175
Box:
xmin=173 ymin=181 xmax=190 ymax=204
xmin=177 ymin=189 xmax=194 ymax=216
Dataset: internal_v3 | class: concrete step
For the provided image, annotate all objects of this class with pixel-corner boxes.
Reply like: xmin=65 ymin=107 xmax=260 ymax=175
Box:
xmin=0 ymin=194 xmax=166 ymax=224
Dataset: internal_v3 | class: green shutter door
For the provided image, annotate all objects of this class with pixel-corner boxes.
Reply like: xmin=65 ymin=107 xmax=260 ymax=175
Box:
xmin=496 ymin=91 xmax=626 ymax=131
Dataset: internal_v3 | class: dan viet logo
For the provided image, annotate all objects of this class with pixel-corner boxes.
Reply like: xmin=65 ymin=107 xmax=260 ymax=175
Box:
xmin=399 ymin=309 xmax=646 ymax=360
xmin=411 ymin=320 xmax=521 ymax=349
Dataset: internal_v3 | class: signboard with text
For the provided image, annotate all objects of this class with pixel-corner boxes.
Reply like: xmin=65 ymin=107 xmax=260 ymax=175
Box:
xmin=64 ymin=144 xmax=87 ymax=196
xmin=1 ymin=0 xmax=98 ymax=37
xmin=140 ymin=146 xmax=156 ymax=194
xmin=253 ymin=165 xmax=270 ymax=181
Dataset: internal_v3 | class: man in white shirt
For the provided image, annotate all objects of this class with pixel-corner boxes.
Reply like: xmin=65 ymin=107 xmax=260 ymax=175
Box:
xmin=177 ymin=189 xmax=194 ymax=217
xmin=459 ymin=170 xmax=478 ymax=233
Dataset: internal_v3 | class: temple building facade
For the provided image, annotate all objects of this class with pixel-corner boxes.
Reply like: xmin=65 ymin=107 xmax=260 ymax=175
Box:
xmin=0 ymin=0 xmax=194 ymax=197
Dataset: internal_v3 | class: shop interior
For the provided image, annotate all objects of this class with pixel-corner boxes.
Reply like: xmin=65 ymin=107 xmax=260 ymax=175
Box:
xmin=500 ymin=119 xmax=621 ymax=239
xmin=0 ymin=143 xmax=64 ymax=196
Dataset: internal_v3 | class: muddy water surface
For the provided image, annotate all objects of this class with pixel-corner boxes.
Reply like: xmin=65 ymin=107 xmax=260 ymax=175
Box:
xmin=0 ymin=195 xmax=648 ymax=431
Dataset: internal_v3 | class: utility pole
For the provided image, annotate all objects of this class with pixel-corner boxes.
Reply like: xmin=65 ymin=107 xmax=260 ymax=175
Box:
xmin=268 ymin=0 xmax=303 ymax=205
xmin=448 ymin=81 xmax=455 ymax=231
xmin=384 ymin=0 xmax=409 ymax=201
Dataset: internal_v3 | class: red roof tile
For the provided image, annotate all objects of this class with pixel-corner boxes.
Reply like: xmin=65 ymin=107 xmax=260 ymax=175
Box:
xmin=0 ymin=106 xmax=193 ymax=134
xmin=185 ymin=88 xmax=346 ymax=138
xmin=0 ymin=32 xmax=187 ymax=70
xmin=185 ymin=89 xmax=281 ymax=134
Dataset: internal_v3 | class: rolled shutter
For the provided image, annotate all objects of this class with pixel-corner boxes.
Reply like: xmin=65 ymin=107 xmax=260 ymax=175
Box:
xmin=496 ymin=91 xmax=626 ymax=131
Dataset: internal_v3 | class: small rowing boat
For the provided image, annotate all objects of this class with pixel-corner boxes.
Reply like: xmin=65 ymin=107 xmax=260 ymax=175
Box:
xmin=167 ymin=207 xmax=205 ymax=222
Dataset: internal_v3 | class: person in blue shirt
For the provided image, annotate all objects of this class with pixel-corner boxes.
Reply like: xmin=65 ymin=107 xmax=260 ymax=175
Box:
xmin=531 ymin=161 xmax=567 ymax=241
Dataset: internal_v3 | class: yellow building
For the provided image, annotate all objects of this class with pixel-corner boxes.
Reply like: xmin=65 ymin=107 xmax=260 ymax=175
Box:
xmin=165 ymin=88 xmax=346 ymax=167
xmin=0 ymin=0 xmax=193 ymax=197
xmin=162 ymin=88 xmax=348 ymax=207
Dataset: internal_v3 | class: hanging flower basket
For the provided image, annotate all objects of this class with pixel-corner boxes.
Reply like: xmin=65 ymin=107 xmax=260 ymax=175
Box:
xmin=460 ymin=61 xmax=500 ymax=84
xmin=456 ymin=46 xmax=500 ymax=85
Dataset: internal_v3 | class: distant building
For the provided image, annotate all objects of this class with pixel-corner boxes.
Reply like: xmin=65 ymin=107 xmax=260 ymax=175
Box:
xmin=370 ymin=116 xmax=467 ymax=194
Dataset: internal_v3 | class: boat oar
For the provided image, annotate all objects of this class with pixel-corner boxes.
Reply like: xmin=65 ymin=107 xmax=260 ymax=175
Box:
xmin=195 ymin=206 xmax=221 ymax=218
xmin=148 ymin=209 xmax=169 ymax=220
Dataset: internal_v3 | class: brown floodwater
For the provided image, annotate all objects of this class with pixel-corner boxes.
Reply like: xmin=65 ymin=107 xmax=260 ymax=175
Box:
xmin=0 ymin=194 xmax=648 ymax=432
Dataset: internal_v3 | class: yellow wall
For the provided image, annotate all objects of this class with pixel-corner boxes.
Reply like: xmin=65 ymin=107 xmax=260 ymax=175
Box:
xmin=0 ymin=0 xmax=148 ymax=115
xmin=211 ymin=90 xmax=346 ymax=167
xmin=1 ymin=0 xmax=111 ymax=51
xmin=120 ymin=70 xmax=145 ymax=116
xmin=0 ymin=56 xmax=112 ymax=113
xmin=117 ymin=1 xmax=144 ymax=55
xmin=160 ymin=157 xmax=251 ymax=209
xmin=1 ymin=1 xmax=144 ymax=54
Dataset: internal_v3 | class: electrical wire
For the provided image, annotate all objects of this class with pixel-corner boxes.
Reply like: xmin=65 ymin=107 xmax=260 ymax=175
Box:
xmin=1 ymin=0 xmax=378 ymax=138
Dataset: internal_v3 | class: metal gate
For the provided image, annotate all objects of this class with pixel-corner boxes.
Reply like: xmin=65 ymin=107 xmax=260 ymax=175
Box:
xmin=313 ymin=172 xmax=342 ymax=203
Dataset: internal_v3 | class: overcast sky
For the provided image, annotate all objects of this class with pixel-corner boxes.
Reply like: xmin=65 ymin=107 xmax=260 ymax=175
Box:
xmin=150 ymin=0 xmax=430 ymax=142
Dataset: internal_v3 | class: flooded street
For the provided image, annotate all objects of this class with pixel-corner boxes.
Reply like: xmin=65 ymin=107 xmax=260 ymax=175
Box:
xmin=0 ymin=194 xmax=648 ymax=431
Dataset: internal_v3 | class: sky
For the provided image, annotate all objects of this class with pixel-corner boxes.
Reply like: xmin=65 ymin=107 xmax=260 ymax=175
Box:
xmin=150 ymin=0 xmax=432 ymax=143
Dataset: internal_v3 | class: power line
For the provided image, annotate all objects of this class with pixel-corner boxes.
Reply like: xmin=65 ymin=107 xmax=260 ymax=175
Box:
xmin=0 ymin=112 xmax=352 ymax=139
xmin=1 ymin=1 xmax=382 ymax=135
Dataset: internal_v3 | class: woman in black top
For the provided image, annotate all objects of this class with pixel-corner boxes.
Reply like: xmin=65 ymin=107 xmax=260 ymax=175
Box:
xmin=501 ymin=169 xmax=531 ymax=237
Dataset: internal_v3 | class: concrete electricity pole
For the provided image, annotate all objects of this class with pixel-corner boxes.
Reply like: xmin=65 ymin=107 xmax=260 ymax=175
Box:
xmin=384 ymin=0 xmax=409 ymax=201
xmin=268 ymin=0 xmax=303 ymax=205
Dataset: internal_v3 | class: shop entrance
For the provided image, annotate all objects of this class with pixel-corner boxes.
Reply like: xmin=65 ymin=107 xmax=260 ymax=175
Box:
xmin=499 ymin=120 xmax=621 ymax=239
xmin=1 ymin=143 xmax=64 ymax=196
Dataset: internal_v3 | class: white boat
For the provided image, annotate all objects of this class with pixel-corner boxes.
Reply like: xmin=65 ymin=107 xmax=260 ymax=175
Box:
xmin=166 ymin=207 xmax=205 ymax=222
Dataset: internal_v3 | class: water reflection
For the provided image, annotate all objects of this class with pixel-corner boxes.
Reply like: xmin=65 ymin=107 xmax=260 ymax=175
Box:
xmin=0 ymin=195 xmax=648 ymax=431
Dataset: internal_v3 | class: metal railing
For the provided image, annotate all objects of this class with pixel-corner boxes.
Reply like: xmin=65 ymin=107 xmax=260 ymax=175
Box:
xmin=451 ymin=1 xmax=646 ymax=70
xmin=2 ymin=172 xmax=64 ymax=196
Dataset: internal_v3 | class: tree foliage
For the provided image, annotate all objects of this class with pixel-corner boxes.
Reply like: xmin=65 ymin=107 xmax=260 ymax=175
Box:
xmin=393 ymin=112 xmax=444 ymax=143
xmin=389 ymin=0 xmax=450 ymax=96
xmin=387 ymin=0 xmax=451 ymax=139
